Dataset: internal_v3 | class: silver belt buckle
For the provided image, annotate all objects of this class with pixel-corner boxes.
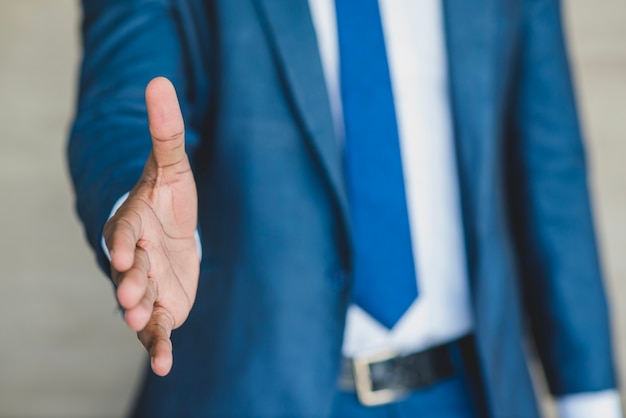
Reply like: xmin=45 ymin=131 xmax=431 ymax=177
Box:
xmin=352 ymin=349 xmax=408 ymax=407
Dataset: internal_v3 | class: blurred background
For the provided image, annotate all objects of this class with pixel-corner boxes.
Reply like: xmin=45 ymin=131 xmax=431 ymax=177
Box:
xmin=0 ymin=1 xmax=624 ymax=417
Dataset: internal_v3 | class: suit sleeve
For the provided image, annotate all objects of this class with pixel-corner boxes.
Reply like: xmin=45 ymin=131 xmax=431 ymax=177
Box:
xmin=508 ymin=0 xmax=617 ymax=395
xmin=68 ymin=0 xmax=205 ymax=273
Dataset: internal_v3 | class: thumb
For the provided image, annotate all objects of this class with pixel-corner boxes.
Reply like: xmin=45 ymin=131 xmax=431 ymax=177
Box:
xmin=145 ymin=77 xmax=186 ymax=167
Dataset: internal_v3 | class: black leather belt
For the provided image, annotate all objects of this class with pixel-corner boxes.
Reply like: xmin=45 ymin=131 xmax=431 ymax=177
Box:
xmin=339 ymin=339 xmax=459 ymax=406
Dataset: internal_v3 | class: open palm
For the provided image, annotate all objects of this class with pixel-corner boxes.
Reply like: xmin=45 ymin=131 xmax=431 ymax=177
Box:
xmin=103 ymin=77 xmax=200 ymax=376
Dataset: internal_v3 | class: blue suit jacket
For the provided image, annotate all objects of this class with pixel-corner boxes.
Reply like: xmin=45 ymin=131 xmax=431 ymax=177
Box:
xmin=69 ymin=0 xmax=617 ymax=416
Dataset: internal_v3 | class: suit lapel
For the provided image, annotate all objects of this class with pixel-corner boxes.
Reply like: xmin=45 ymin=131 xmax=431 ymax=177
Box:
xmin=253 ymin=0 xmax=350 ymax=229
xmin=443 ymin=0 xmax=499 ymax=278
xmin=443 ymin=1 xmax=533 ymax=416
xmin=443 ymin=0 xmax=522 ymax=280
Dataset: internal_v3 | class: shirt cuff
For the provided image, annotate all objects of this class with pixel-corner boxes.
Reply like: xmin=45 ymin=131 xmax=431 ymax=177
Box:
xmin=100 ymin=192 xmax=202 ymax=261
xmin=557 ymin=390 xmax=622 ymax=418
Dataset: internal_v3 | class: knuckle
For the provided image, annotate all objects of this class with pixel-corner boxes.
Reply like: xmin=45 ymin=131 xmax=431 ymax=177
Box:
xmin=153 ymin=130 xmax=184 ymax=143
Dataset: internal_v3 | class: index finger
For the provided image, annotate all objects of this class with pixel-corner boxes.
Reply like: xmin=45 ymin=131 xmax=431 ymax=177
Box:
xmin=103 ymin=208 xmax=143 ymax=274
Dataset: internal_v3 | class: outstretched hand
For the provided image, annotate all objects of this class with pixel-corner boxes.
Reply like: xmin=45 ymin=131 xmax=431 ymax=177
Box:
xmin=103 ymin=77 xmax=200 ymax=376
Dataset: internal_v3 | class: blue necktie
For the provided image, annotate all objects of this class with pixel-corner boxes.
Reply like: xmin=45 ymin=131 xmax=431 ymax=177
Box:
xmin=336 ymin=0 xmax=418 ymax=328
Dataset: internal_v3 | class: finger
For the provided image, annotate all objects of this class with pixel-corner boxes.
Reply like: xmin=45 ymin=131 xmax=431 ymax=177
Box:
xmin=116 ymin=247 xmax=150 ymax=309
xmin=124 ymin=278 xmax=158 ymax=332
xmin=145 ymin=77 xmax=185 ymax=168
xmin=104 ymin=211 xmax=142 ymax=274
xmin=138 ymin=309 xmax=174 ymax=376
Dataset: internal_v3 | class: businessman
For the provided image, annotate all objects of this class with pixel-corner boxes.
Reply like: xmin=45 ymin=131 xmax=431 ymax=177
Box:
xmin=68 ymin=0 xmax=620 ymax=416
